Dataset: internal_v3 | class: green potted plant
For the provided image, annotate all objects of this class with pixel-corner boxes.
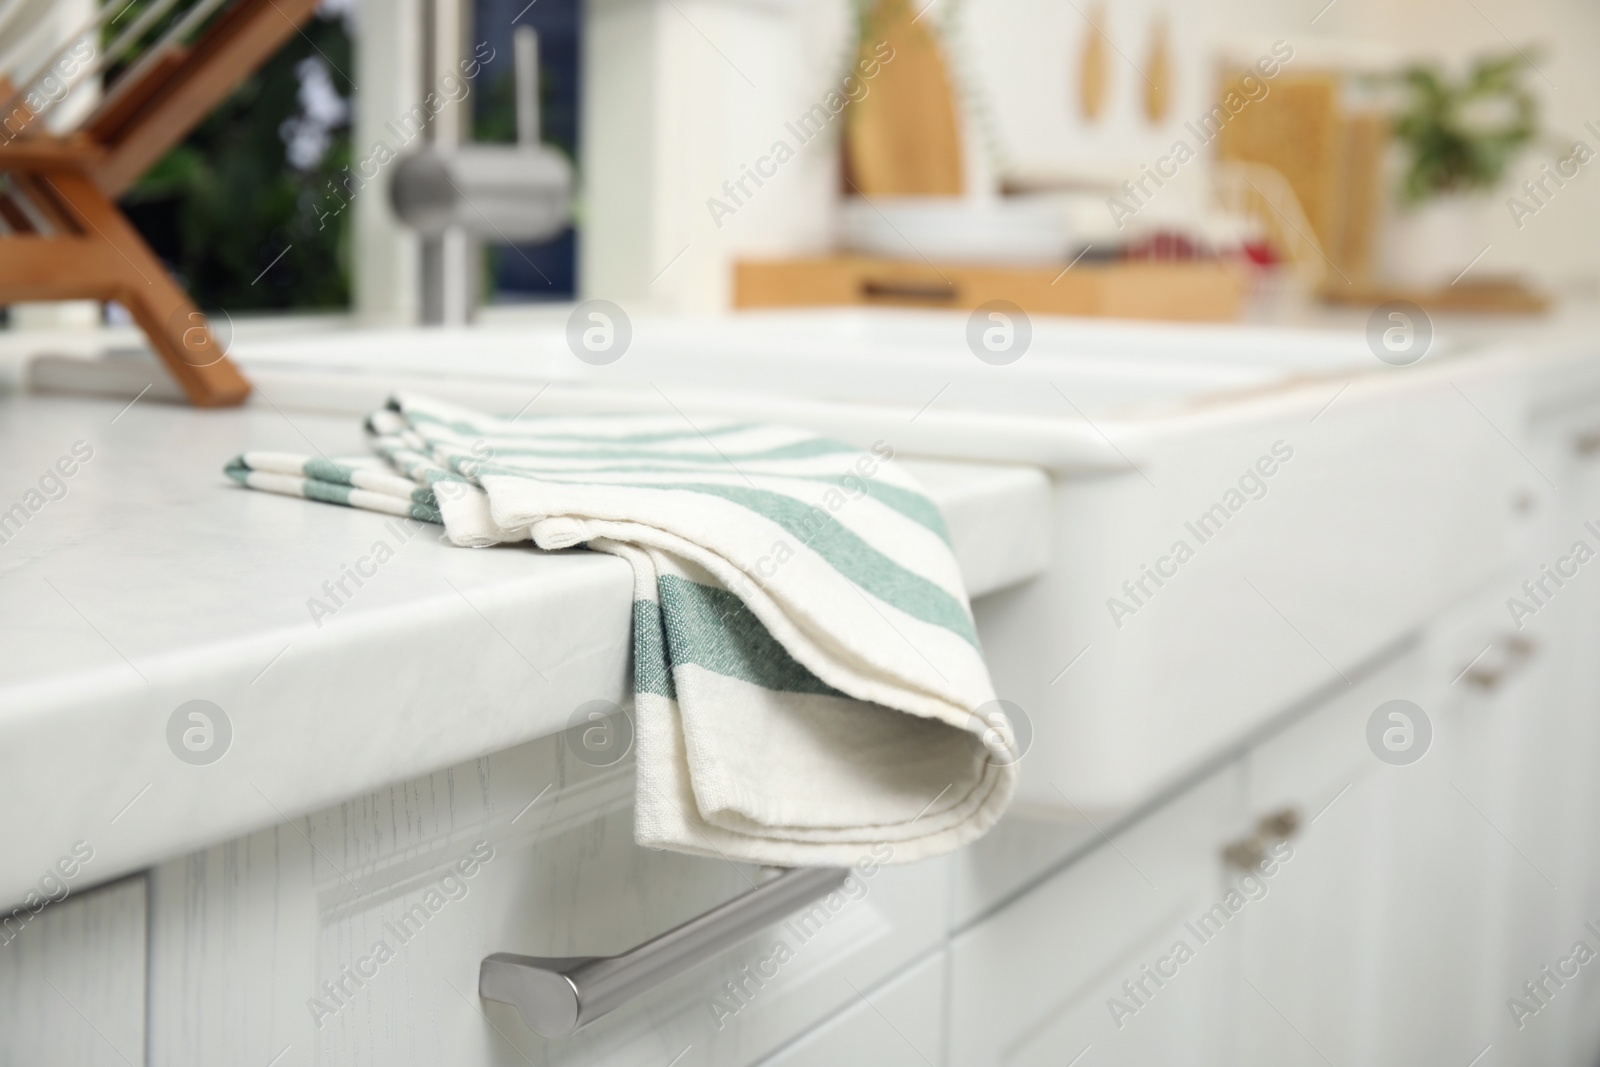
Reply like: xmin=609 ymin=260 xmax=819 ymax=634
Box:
xmin=1377 ymin=52 xmax=1538 ymax=288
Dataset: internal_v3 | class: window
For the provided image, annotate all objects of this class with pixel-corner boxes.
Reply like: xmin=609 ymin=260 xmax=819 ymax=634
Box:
xmin=118 ymin=0 xmax=357 ymax=312
xmin=1 ymin=0 xmax=581 ymax=327
xmin=473 ymin=0 xmax=580 ymax=303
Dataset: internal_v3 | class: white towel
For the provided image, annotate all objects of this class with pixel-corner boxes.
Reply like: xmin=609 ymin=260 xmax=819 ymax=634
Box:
xmin=227 ymin=393 xmax=1018 ymax=866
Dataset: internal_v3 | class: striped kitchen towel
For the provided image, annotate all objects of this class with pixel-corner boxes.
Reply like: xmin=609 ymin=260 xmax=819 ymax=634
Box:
xmin=224 ymin=452 xmax=444 ymax=524
xmin=225 ymin=393 xmax=1018 ymax=867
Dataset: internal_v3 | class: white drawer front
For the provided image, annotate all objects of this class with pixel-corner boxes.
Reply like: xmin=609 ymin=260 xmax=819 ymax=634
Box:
xmin=949 ymin=764 xmax=1246 ymax=1066
xmin=149 ymin=725 xmax=950 ymax=1066
xmin=754 ymin=951 xmax=945 ymax=1067
xmin=947 ymin=807 xmax=1100 ymax=931
xmin=1238 ymin=643 xmax=1432 ymax=1067
xmin=1245 ymin=638 xmax=1426 ymax=829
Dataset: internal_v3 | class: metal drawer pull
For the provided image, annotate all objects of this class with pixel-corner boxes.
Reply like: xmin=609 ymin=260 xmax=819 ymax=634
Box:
xmin=1222 ymin=806 xmax=1301 ymax=871
xmin=1463 ymin=634 xmax=1536 ymax=691
xmin=479 ymin=866 xmax=848 ymax=1038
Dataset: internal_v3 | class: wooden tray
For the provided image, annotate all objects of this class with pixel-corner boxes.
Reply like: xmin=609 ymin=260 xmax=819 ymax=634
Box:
xmin=734 ymin=255 xmax=1248 ymax=321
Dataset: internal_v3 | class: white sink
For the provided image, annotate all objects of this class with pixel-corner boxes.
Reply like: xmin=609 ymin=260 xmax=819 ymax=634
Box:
xmin=233 ymin=309 xmax=1387 ymax=421
xmin=215 ymin=309 xmax=1423 ymax=476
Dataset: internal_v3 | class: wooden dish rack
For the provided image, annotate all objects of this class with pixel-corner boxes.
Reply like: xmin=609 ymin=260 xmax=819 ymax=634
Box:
xmin=0 ymin=0 xmax=319 ymax=407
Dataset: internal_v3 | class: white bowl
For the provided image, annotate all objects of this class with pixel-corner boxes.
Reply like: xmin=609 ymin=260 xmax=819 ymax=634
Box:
xmin=839 ymin=197 xmax=1073 ymax=266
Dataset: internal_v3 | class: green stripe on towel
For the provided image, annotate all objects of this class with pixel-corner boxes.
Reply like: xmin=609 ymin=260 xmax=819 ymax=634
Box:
xmin=466 ymin=462 xmax=975 ymax=645
xmin=678 ymin=483 xmax=976 ymax=646
xmin=633 ymin=598 xmax=676 ymax=699
xmin=444 ymin=462 xmax=951 ymax=543
xmin=656 ymin=575 xmax=844 ymax=697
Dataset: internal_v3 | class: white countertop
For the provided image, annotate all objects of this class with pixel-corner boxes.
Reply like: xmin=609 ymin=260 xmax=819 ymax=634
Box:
xmin=8 ymin=301 xmax=1600 ymax=903
xmin=0 ymin=392 xmax=1049 ymax=905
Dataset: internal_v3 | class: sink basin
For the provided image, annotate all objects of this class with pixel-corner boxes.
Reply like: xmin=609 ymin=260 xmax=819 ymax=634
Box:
xmin=222 ymin=308 xmax=1427 ymax=475
xmin=234 ymin=308 xmax=1390 ymax=421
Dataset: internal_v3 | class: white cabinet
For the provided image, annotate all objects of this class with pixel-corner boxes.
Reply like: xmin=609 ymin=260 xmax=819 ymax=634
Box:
xmin=1473 ymin=396 xmax=1600 ymax=1067
xmin=16 ymin=569 xmax=1600 ymax=1067
xmin=0 ymin=875 xmax=147 ymax=1067
xmin=146 ymin=726 xmax=952 ymax=1067
xmin=947 ymin=764 xmax=1247 ymax=1066
xmin=1556 ymin=422 xmax=1600 ymax=1065
xmin=1412 ymin=587 xmax=1571 ymax=1067
xmin=17 ymin=356 xmax=1600 ymax=1065
xmin=1235 ymin=635 xmax=1506 ymax=1067
xmin=1226 ymin=386 xmax=1600 ymax=1067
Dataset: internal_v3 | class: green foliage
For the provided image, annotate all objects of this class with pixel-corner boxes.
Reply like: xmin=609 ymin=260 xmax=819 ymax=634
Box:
xmin=1383 ymin=52 xmax=1539 ymax=204
xmin=117 ymin=11 xmax=353 ymax=311
xmin=473 ymin=71 xmax=519 ymax=145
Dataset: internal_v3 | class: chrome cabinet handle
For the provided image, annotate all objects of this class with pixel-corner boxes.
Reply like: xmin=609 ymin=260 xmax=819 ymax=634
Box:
xmin=480 ymin=866 xmax=848 ymax=1038
xmin=1222 ymin=806 xmax=1300 ymax=871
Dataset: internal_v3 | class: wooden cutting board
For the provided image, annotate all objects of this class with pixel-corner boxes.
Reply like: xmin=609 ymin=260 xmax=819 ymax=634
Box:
xmin=844 ymin=0 xmax=964 ymax=196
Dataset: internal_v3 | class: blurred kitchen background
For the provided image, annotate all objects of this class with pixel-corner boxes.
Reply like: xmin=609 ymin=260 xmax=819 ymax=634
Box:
xmin=9 ymin=2 xmax=1600 ymax=1063
xmin=2 ymin=0 xmax=1597 ymax=331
